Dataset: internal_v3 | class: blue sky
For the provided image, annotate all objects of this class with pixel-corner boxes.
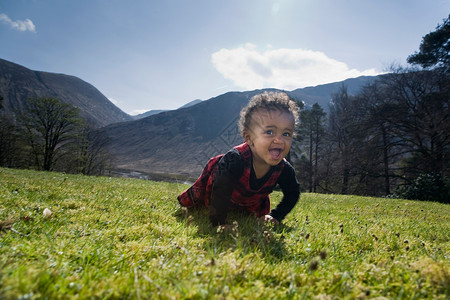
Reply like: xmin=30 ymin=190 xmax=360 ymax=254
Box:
xmin=1 ymin=0 xmax=449 ymax=115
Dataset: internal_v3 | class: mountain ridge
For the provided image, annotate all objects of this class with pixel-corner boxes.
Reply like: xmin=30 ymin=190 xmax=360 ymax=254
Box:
xmin=132 ymin=99 xmax=203 ymax=120
xmin=0 ymin=58 xmax=379 ymax=177
xmin=0 ymin=58 xmax=132 ymax=128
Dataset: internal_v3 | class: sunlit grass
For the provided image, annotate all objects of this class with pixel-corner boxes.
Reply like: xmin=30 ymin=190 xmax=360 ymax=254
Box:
xmin=0 ymin=167 xmax=449 ymax=299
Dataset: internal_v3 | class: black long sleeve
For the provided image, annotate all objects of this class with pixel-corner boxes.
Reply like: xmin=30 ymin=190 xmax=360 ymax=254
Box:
xmin=269 ymin=161 xmax=300 ymax=222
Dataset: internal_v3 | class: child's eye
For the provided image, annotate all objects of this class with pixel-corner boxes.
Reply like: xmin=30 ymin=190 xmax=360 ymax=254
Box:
xmin=265 ymin=130 xmax=273 ymax=135
xmin=283 ymin=132 xmax=291 ymax=137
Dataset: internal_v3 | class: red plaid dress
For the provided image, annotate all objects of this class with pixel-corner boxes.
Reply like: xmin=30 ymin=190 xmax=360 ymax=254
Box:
xmin=177 ymin=143 xmax=286 ymax=217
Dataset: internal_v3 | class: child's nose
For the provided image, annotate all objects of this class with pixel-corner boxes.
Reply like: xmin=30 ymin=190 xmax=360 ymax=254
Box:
xmin=273 ymin=135 xmax=283 ymax=143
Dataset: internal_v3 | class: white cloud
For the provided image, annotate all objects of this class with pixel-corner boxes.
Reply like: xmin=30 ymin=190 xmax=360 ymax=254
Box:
xmin=211 ymin=44 xmax=379 ymax=90
xmin=0 ymin=13 xmax=36 ymax=32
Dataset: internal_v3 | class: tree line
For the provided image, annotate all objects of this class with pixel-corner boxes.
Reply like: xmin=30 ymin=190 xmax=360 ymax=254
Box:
xmin=0 ymin=96 xmax=111 ymax=176
xmin=293 ymin=15 xmax=449 ymax=203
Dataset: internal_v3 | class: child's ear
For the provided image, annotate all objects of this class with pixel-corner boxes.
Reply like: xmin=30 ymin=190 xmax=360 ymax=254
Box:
xmin=243 ymin=131 xmax=253 ymax=146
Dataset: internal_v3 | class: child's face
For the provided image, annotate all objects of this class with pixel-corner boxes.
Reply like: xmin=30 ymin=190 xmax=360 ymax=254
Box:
xmin=243 ymin=108 xmax=295 ymax=168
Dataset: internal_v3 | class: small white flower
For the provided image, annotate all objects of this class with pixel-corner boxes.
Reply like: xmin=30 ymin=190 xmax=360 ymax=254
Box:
xmin=43 ymin=208 xmax=52 ymax=218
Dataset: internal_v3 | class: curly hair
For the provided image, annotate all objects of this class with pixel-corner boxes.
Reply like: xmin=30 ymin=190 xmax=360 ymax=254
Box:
xmin=238 ymin=91 xmax=300 ymax=136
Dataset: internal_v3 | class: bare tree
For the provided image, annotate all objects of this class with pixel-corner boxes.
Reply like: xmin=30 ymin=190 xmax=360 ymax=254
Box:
xmin=380 ymin=68 xmax=449 ymax=177
xmin=18 ymin=97 xmax=85 ymax=171
xmin=79 ymin=129 xmax=112 ymax=175
xmin=0 ymin=95 xmax=19 ymax=167
xmin=327 ymin=85 xmax=357 ymax=194
xmin=298 ymin=103 xmax=326 ymax=192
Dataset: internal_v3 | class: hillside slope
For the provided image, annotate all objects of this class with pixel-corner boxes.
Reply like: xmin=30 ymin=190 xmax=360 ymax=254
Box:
xmin=101 ymin=76 xmax=377 ymax=177
xmin=0 ymin=58 xmax=132 ymax=128
xmin=290 ymin=75 xmax=378 ymax=109
xmin=101 ymin=90 xmax=264 ymax=177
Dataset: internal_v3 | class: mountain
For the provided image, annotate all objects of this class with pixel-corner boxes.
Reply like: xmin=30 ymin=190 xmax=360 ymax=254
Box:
xmin=132 ymin=109 xmax=167 ymax=120
xmin=0 ymin=58 xmax=132 ymax=128
xmin=132 ymin=99 xmax=203 ymax=120
xmin=0 ymin=58 xmax=379 ymax=178
xmin=290 ymin=75 xmax=379 ymax=110
xmin=179 ymin=99 xmax=203 ymax=109
xmin=100 ymin=77 xmax=378 ymax=179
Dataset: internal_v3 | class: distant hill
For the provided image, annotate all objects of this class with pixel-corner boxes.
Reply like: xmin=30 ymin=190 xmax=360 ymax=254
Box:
xmin=132 ymin=99 xmax=203 ymax=120
xmin=101 ymin=91 xmax=258 ymax=178
xmin=290 ymin=75 xmax=379 ymax=110
xmin=132 ymin=109 xmax=167 ymax=119
xmin=100 ymin=76 xmax=378 ymax=178
xmin=179 ymin=99 xmax=203 ymax=109
xmin=0 ymin=58 xmax=132 ymax=128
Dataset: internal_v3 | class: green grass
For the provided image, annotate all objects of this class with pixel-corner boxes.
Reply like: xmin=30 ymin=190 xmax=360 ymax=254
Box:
xmin=0 ymin=167 xmax=449 ymax=299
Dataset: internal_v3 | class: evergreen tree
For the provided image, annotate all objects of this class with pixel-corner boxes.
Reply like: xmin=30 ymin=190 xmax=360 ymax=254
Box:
xmin=407 ymin=14 xmax=450 ymax=72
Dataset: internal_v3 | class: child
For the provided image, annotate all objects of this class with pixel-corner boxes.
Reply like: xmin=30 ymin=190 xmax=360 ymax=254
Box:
xmin=178 ymin=91 xmax=300 ymax=227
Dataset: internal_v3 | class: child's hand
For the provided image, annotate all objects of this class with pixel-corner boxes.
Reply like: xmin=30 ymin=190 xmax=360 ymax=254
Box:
xmin=262 ymin=215 xmax=279 ymax=225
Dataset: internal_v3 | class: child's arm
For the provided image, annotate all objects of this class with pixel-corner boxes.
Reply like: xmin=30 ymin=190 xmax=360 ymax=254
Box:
xmin=269 ymin=163 xmax=300 ymax=222
xmin=209 ymin=150 xmax=244 ymax=226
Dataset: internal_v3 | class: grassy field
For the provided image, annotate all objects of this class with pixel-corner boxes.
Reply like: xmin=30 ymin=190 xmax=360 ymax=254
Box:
xmin=0 ymin=167 xmax=449 ymax=299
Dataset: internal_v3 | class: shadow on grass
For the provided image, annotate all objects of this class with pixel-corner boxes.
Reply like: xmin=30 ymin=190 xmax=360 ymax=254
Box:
xmin=173 ymin=205 xmax=293 ymax=262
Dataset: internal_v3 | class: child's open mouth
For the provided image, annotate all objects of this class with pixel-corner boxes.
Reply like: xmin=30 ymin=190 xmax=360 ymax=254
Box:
xmin=269 ymin=148 xmax=282 ymax=160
